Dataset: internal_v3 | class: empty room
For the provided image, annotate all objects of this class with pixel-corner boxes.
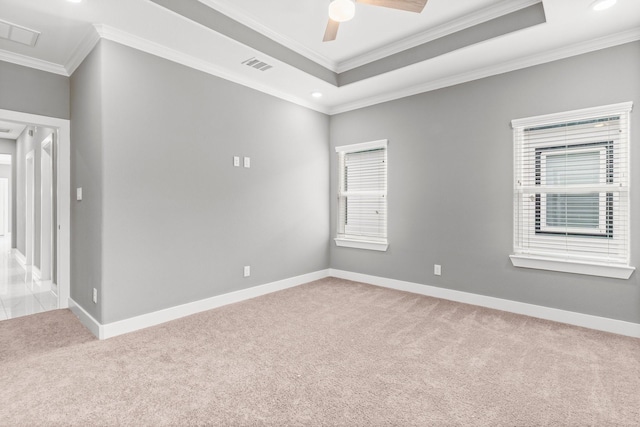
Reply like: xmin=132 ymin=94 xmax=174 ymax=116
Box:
xmin=1 ymin=0 xmax=639 ymax=425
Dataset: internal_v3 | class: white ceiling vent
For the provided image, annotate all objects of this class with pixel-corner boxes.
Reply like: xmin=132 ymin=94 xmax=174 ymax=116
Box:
xmin=241 ymin=57 xmax=273 ymax=71
xmin=0 ymin=19 xmax=40 ymax=47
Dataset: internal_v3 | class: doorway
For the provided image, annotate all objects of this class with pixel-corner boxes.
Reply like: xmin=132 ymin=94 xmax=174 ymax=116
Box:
xmin=0 ymin=109 xmax=70 ymax=311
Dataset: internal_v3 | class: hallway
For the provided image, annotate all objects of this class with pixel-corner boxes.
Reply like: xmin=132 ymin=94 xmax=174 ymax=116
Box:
xmin=0 ymin=235 xmax=57 ymax=320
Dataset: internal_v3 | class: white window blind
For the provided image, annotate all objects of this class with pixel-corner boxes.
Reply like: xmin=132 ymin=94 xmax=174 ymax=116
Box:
xmin=511 ymin=102 xmax=633 ymax=277
xmin=335 ymin=140 xmax=388 ymax=251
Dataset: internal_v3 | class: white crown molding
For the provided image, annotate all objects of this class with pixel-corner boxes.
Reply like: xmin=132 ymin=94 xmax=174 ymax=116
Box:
xmin=330 ymin=27 xmax=640 ymax=115
xmin=329 ymin=269 xmax=640 ymax=338
xmin=198 ymin=0 xmax=338 ymax=72
xmin=2 ymin=13 xmax=637 ymax=118
xmin=0 ymin=49 xmax=68 ymax=76
xmin=65 ymin=26 xmax=101 ymax=76
xmin=93 ymin=24 xmax=328 ymax=114
xmin=336 ymin=0 xmax=540 ymax=73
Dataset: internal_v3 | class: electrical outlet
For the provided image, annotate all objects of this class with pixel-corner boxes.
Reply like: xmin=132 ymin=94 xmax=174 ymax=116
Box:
xmin=434 ymin=264 xmax=442 ymax=276
xmin=92 ymin=288 xmax=98 ymax=304
xmin=233 ymin=156 xmax=240 ymax=167
xmin=243 ymin=265 xmax=251 ymax=277
xmin=76 ymin=187 xmax=83 ymax=201
xmin=243 ymin=157 xmax=251 ymax=168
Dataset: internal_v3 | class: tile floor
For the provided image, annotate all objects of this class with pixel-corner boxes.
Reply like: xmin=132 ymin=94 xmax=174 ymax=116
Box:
xmin=0 ymin=235 xmax=58 ymax=320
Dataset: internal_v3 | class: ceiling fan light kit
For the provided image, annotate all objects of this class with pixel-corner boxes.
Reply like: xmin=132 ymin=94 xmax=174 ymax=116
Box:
xmin=323 ymin=0 xmax=428 ymax=42
xmin=328 ymin=0 xmax=356 ymax=22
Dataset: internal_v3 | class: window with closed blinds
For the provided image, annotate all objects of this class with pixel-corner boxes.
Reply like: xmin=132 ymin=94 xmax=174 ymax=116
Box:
xmin=335 ymin=139 xmax=388 ymax=251
xmin=511 ymin=102 xmax=634 ymax=279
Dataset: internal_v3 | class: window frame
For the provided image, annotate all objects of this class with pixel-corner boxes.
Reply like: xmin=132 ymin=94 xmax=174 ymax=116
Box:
xmin=334 ymin=139 xmax=389 ymax=252
xmin=510 ymin=102 xmax=634 ymax=279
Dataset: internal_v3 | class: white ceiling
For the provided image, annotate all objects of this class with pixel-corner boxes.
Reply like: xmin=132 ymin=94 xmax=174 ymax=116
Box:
xmin=0 ymin=0 xmax=639 ymax=114
xmin=200 ymin=0 xmax=514 ymax=70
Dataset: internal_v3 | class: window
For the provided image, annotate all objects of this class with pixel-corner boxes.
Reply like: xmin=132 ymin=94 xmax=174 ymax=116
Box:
xmin=335 ymin=139 xmax=388 ymax=251
xmin=537 ymin=141 xmax=612 ymax=237
xmin=511 ymin=102 xmax=634 ymax=279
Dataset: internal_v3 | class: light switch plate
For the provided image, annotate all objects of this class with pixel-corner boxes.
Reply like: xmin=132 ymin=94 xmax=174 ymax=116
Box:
xmin=243 ymin=157 xmax=251 ymax=168
xmin=233 ymin=156 xmax=240 ymax=167
xmin=76 ymin=187 xmax=82 ymax=201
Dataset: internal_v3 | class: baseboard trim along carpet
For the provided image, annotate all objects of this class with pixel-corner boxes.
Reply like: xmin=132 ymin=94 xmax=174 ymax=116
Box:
xmin=70 ymin=268 xmax=640 ymax=340
xmin=70 ymin=269 xmax=331 ymax=339
xmin=329 ymin=269 xmax=640 ymax=339
xmin=68 ymin=299 xmax=101 ymax=338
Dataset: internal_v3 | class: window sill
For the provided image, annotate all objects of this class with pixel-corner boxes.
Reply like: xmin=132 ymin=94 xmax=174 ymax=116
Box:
xmin=335 ymin=238 xmax=388 ymax=252
xmin=509 ymin=255 xmax=635 ymax=279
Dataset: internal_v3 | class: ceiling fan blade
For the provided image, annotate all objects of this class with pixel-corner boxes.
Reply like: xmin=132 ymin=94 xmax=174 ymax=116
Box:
xmin=323 ymin=19 xmax=340 ymax=42
xmin=356 ymin=0 xmax=428 ymax=13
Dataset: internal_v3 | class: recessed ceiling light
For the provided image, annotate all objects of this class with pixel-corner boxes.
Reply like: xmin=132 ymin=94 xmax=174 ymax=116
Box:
xmin=311 ymin=92 xmax=323 ymax=98
xmin=67 ymin=0 xmax=83 ymax=3
xmin=591 ymin=0 xmax=617 ymax=11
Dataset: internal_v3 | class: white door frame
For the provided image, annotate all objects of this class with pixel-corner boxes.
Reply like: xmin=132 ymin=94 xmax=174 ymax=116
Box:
xmin=0 ymin=109 xmax=70 ymax=309
xmin=41 ymin=135 xmax=53 ymax=282
xmin=25 ymin=150 xmax=34 ymax=266
xmin=0 ymin=178 xmax=8 ymax=236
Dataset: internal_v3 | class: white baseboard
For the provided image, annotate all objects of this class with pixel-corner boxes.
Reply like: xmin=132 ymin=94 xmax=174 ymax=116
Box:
xmin=12 ymin=249 xmax=26 ymax=268
xmin=72 ymin=269 xmax=331 ymax=340
xmin=68 ymin=267 xmax=640 ymax=341
xmin=329 ymin=269 xmax=640 ymax=339
xmin=32 ymin=266 xmax=41 ymax=281
xmin=69 ymin=298 xmax=102 ymax=339
xmin=31 ymin=279 xmax=53 ymax=293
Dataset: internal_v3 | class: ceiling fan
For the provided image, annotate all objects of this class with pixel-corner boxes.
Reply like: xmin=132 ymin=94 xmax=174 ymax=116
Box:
xmin=323 ymin=0 xmax=428 ymax=42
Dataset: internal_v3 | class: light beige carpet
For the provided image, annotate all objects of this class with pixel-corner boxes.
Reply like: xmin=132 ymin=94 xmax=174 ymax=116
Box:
xmin=1 ymin=277 xmax=639 ymax=426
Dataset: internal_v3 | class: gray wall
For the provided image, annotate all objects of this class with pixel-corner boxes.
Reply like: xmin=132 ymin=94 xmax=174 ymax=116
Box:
xmin=71 ymin=40 xmax=330 ymax=324
xmin=329 ymin=41 xmax=640 ymax=324
xmin=0 ymin=139 xmax=16 ymax=247
xmin=0 ymin=61 xmax=70 ymax=119
xmin=70 ymin=43 xmax=105 ymax=321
